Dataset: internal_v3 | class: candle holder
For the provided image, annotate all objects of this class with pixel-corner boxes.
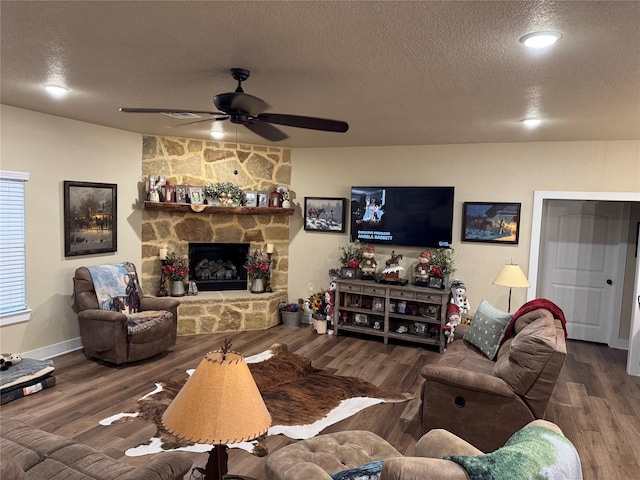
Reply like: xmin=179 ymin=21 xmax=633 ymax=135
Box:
xmin=158 ymin=259 xmax=169 ymax=297
xmin=264 ymin=253 xmax=273 ymax=293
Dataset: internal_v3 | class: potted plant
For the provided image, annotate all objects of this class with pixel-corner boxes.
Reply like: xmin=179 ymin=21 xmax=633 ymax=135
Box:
xmin=278 ymin=301 xmax=302 ymax=327
xmin=338 ymin=240 xmax=365 ymax=278
xmin=203 ymin=182 xmax=221 ymax=205
xmin=308 ymin=290 xmax=328 ymax=333
xmin=428 ymin=247 xmax=456 ymax=288
xmin=162 ymin=252 xmax=189 ymax=296
xmin=217 ymin=181 xmax=243 ymax=206
xmin=244 ymin=250 xmax=270 ymax=293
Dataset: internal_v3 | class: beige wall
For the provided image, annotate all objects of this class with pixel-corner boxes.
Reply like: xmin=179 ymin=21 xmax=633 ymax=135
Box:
xmin=288 ymin=142 xmax=640 ymax=340
xmin=1 ymin=105 xmax=638 ymax=355
xmin=0 ymin=106 xmax=142 ymax=355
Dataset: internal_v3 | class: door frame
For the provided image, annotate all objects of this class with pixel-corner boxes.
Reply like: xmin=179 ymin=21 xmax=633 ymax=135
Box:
xmin=528 ymin=191 xmax=640 ymax=356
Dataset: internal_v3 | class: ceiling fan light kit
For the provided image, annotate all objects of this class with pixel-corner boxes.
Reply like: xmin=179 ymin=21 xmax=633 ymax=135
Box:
xmin=121 ymin=68 xmax=349 ymax=142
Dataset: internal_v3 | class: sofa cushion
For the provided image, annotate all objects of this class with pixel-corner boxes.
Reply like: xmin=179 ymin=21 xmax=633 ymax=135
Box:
xmin=443 ymin=424 xmax=582 ymax=479
xmin=493 ymin=316 xmax=558 ymax=396
xmin=463 ymin=300 xmax=512 ymax=360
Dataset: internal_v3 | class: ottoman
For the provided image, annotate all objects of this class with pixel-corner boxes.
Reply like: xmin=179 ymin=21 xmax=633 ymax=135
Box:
xmin=265 ymin=430 xmax=402 ymax=480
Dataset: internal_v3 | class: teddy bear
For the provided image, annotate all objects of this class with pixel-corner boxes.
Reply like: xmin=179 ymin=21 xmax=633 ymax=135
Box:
xmin=0 ymin=353 xmax=23 ymax=371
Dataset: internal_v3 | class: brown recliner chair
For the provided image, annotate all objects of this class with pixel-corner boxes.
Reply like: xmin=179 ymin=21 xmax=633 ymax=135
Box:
xmin=73 ymin=263 xmax=180 ymax=365
xmin=420 ymin=304 xmax=567 ymax=452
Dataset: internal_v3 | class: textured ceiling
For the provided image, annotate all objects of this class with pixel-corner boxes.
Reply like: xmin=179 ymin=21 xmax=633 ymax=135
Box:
xmin=1 ymin=1 xmax=639 ymax=148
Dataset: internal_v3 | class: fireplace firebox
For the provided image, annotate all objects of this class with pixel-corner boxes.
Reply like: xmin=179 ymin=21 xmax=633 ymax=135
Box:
xmin=188 ymin=243 xmax=249 ymax=291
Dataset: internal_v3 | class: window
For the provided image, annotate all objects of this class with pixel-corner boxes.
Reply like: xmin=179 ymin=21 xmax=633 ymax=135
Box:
xmin=0 ymin=170 xmax=31 ymax=325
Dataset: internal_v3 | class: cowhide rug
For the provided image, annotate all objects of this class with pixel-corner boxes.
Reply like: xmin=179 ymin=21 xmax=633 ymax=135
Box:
xmin=100 ymin=343 xmax=412 ymax=456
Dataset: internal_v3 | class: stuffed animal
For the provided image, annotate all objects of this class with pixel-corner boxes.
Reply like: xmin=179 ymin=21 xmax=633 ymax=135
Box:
xmin=443 ymin=322 xmax=456 ymax=344
xmin=450 ymin=280 xmax=471 ymax=315
xmin=0 ymin=353 xmax=22 ymax=371
xmin=359 ymin=244 xmax=378 ymax=279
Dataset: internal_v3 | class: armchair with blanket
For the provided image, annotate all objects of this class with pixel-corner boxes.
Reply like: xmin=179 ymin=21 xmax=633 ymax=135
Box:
xmin=73 ymin=262 xmax=180 ymax=365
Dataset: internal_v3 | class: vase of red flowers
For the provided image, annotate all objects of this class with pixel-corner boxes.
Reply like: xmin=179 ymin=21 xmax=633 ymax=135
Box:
xmin=244 ymin=250 xmax=270 ymax=294
xmin=162 ymin=252 xmax=189 ymax=297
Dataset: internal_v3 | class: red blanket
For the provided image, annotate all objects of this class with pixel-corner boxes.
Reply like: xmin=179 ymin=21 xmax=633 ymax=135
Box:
xmin=504 ymin=298 xmax=568 ymax=340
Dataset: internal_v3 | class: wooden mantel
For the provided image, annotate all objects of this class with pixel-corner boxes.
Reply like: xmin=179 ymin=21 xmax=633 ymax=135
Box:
xmin=144 ymin=201 xmax=295 ymax=216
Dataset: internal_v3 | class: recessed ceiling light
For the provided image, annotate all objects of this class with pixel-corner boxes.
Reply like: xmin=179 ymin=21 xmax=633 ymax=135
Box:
xmin=42 ymin=84 xmax=70 ymax=98
xmin=519 ymin=31 xmax=561 ymax=49
xmin=521 ymin=118 xmax=542 ymax=127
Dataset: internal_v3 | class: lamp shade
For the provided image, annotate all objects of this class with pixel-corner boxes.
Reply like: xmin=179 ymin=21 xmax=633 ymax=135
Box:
xmin=162 ymin=350 xmax=271 ymax=445
xmin=492 ymin=264 xmax=530 ymax=289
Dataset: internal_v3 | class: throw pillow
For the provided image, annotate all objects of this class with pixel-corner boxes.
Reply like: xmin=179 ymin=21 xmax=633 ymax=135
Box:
xmin=463 ymin=299 xmax=512 ymax=360
xmin=330 ymin=460 xmax=384 ymax=480
xmin=444 ymin=425 xmax=582 ymax=480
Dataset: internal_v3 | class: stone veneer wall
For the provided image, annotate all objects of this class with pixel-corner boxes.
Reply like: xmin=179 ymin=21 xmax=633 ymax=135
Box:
xmin=140 ymin=135 xmax=291 ymax=335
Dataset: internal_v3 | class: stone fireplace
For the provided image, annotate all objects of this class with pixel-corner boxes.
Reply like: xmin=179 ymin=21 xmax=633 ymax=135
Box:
xmin=140 ymin=135 xmax=292 ymax=336
xmin=189 ymin=242 xmax=248 ymax=291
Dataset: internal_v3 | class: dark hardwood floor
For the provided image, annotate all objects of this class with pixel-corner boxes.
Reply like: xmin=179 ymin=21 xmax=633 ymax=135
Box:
xmin=2 ymin=326 xmax=639 ymax=479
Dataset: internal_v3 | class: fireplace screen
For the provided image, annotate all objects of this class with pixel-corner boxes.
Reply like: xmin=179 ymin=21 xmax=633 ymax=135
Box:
xmin=188 ymin=242 xmax=249 ymax=291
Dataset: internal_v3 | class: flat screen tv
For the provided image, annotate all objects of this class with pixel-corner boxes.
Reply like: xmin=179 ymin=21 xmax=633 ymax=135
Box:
xmin=350 ymin=186 xmax=454 ymax=248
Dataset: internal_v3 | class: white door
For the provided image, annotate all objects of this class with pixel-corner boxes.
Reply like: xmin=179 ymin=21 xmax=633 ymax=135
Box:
xmin=627 ymin=232 xmax=640 ymax=376
xmin=539 ymin=200 xmax=627 ymax=343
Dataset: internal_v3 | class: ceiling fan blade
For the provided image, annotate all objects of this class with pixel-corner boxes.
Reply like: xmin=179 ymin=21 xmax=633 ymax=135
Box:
xmin=245 ymin=119 xmax=289 ymax=142
xmin=169 ymin=116 xmax=229 ymax=128
xmin=120 ymin=107 xmax=223 ymax=115
xmin=257 ymin=113 xmax=349 ymax=133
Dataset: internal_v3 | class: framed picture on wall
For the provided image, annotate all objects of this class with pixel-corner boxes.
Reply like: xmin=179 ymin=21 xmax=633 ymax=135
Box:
xmin=64 ymin=181 xmax=117 ymax=257
xmin=304 ymin=197 xmax=347 ymax=233
xmin=462 ymin=202 xmax=521 ymax=244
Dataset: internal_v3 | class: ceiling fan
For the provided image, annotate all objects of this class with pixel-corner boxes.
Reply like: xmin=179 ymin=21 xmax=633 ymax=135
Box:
xmin=120 ymin=68 xmax=349 ymax=142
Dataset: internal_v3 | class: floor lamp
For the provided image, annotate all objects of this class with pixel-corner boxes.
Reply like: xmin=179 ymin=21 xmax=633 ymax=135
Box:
xmin=162 ymin=339 xmax=271 ymax=480
xmin=492 ymin=262 xmax=530 ymax=312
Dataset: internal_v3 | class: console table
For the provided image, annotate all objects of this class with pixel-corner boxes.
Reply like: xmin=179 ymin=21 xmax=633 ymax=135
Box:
xmin=334 ymin=279 xmax=448 ymax=352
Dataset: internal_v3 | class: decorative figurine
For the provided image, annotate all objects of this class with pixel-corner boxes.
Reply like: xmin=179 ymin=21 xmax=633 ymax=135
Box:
xmin=381 ymin=250 xmax=406 ymax=284
xmin=450 ymin=280 xmax=471 ymax=315
xmin=359 ymin=244 xmax=378 ymax=280
xmin=444 ymin=303 xmax=462 ymax=344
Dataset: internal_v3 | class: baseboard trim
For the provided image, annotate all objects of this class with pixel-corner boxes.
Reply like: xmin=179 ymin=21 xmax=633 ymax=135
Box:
xmin=22 ymin=337 xmax=83 ymax=360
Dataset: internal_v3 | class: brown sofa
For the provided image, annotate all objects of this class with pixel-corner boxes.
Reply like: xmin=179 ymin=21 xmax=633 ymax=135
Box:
xmin=73 ymin=265 xmax=180 ymax=365
xmin=420 ymin=304 xmax=567 ymax=452
xmin=0 ymin=416 xmax=191 ymax=479
xmin=265 ymin=420 xmax=580 ymax=480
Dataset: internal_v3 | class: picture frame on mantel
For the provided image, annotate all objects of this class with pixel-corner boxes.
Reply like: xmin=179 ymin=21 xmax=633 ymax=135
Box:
xmin=64 ymin=181 xmax=117 ymax=257
xmin=304 ymin=197 xmax=347 ymax=233
xmin=462 ymin=202 xmax=521 ymax=245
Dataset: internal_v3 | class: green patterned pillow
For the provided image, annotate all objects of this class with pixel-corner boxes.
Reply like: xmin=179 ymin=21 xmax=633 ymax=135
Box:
xmin=444 ymin=425 xmax=582 ymax=480
xmin=463 ymin=299 xmax=511 ymax=360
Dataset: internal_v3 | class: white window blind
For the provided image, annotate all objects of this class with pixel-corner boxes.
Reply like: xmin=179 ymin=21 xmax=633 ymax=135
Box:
xmin=0 ymin=170 xmax=31 ymax=324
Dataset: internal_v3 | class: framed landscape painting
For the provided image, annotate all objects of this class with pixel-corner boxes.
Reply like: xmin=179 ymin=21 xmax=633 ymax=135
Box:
xmin=64 ymin=181 xmax=117 ymax=257
xmin=462 ymin=202 xmax=521 ymax=244
xmin=304 ymin=197 xmax=347 ymax=233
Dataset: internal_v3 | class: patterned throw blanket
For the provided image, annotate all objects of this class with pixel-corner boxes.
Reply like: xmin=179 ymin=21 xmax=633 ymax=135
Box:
xmin=445 ymin=425 xmax=582 ymax=479
xmin=86 ymin=262 xmax=169 ymax=333
xmin=86 ymin=262 xmax=140 ymax=314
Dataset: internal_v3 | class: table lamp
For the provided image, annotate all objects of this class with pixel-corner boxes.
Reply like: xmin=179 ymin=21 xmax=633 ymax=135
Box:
xmin=162 ymin=339 xmax=271 ymax=480
xmin=492 ymin=262 xmax=530 ymax=312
